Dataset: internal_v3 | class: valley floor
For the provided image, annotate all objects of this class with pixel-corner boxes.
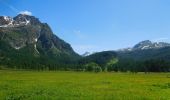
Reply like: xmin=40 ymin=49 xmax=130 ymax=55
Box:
xmin=0 ymin=70 xmax=170 ymax=100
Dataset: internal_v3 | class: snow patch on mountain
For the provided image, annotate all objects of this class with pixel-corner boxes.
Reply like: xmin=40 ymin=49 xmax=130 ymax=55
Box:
xmin=0 ymin=15 xmax=31 ymax=27
xmin=141 ymin=45 xmax=149 ymax=50
xmin=118 ymin=40 xmax=170 ymax=52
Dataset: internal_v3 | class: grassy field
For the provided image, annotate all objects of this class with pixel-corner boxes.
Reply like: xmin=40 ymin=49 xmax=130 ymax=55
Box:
xmin=0 ymin=70 xmax=170 ymax=100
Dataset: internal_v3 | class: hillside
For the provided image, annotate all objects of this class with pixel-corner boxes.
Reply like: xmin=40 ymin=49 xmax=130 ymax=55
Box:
xmin=116 ymin=40 xmax=170 ymax=72
xmin=0 ymin=14 xmax=80 ymax=70
xmin=117 ymin=40 xmax=170 ymax=60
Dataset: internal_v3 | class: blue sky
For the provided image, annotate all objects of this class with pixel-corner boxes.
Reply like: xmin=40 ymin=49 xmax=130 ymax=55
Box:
xmin=0 ymin=0 xmax=170 ymax=54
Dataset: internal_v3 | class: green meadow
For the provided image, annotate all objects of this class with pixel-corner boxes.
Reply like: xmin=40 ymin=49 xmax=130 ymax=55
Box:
xmin=0 ymin=70 xmax=170 ymax=100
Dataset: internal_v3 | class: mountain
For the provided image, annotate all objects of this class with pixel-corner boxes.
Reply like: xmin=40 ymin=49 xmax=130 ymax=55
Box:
xmin=79 ymin=51 xmax=117 ymax=69
xmin=117 ymin=40 xmax=170 ymax=60
xmin=133 ymin=40 xmax=170 ymax=50
xmin=118 ymin=40 xmax=170 ymax=52
xmin=78 ymin=40 xmax=170 ymax=72
xmin=0 ymin=14 xmax=80 ymax=69
xmin=115 ymin=40 xmax=170 ymax=72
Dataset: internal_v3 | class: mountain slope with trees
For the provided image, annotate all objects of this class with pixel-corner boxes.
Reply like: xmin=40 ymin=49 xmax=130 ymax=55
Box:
xmin=115 ymin=40 xmax=170 ymax=72
xmin=0 ymin=14 xmax=80 ymax=70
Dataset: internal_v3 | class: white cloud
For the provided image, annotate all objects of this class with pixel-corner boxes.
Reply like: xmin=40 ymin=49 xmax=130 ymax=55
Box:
xmin=19 ymin=11 xmax=32 ymax=16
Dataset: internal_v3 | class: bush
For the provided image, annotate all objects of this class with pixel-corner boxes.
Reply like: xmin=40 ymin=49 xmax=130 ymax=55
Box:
xmin=84 ymin=62 xmax=102 ymax=72
xmin=94 ymin=66 xmax=102 ymax=73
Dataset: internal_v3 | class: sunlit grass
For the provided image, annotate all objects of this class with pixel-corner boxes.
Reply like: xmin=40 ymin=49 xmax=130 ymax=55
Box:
xmin=0 ymin=70 xmax=170 ymax=100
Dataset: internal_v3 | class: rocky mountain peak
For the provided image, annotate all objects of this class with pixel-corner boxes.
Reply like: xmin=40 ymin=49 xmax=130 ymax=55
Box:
xmin=117 ymin=40 xmax=170 ymax=52
xmin=133 ymin=40 xmax=152 ymax=50
xmin=0 ymin=16 xmax=13 ymax=26
xmin=133 ymin=40 xmax=170 ymax=50
xmin=0 ymin=14 xmax=41 ymax=28
xmin=13 ymin=14 xmax=41 ymax=25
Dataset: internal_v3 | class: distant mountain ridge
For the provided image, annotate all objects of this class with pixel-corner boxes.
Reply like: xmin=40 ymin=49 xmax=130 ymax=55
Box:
xmin=117 ymin=40 xmax=170 ymax=61
xmin=80 ymin=40 xmax=170 ymax=72
xmin=82 ymin=40 xmax=170 ymax=62
xmin=133 ymin=40 xmax=170 ymax=50
xmin=118 ymin=40 xmax=170 ymax=52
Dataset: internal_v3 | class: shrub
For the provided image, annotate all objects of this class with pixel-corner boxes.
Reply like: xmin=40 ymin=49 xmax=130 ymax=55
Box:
xmin=94 ymin=66 xmax=102 ymax=73
xmin=84 ymin=62 xmax=102 ymax=72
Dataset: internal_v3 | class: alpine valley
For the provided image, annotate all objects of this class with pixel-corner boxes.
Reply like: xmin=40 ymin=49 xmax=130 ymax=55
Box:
xmin=0 ymin=14 xmax=170 ymax=72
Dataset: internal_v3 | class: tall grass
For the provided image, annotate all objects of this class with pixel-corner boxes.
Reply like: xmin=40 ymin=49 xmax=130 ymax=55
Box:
xmin=0 ymin=70 xmax=170 ymax=100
